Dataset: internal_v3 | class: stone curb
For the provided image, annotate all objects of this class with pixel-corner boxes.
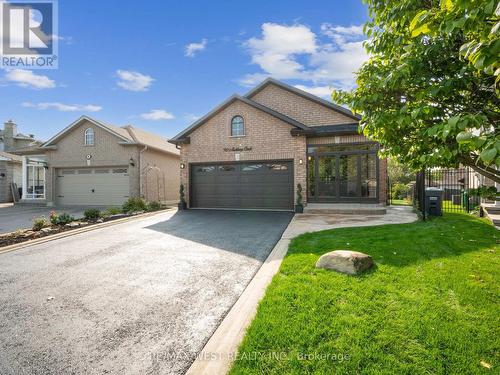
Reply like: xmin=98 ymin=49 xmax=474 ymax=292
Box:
xmin=0 ymin=208 xmax=176 ymax=255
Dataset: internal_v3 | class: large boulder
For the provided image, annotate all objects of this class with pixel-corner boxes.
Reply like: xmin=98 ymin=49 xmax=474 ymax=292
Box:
xmin=316 ymin=250 xmax=374 ymax=275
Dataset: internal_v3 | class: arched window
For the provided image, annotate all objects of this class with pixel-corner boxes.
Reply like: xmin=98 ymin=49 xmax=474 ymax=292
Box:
xmin=231 ymin=116 xmax=245 ymax=137
xmin=84 ymin=128 xmax=94 ymax=146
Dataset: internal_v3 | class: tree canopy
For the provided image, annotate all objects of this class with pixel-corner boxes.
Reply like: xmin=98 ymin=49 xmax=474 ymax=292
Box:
xmin=333 ymin=0 xmax=500 ymax=183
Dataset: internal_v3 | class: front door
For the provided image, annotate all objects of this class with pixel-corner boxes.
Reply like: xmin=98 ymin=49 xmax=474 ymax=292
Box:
xmin=308 ymin=144 xmax=379 ymax=202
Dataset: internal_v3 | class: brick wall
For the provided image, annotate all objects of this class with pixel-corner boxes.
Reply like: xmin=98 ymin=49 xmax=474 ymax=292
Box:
xmin=180 ymin=99 xmax=307 ymax=207
xmin=141 ymin=148 xmax=180 ymax=204
xmin=249 ymin=84 xmax=355 ymax=126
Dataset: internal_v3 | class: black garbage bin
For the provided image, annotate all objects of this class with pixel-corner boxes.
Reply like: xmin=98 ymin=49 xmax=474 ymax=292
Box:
xmin=425 ymin=187 xmax=444 ymax=216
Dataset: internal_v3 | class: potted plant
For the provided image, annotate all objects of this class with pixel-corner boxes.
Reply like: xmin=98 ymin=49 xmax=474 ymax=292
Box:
xmin=178 ymin=184 xmax=187 ymax=210
xmin=295 ymin=183 xmax=304 ymax=213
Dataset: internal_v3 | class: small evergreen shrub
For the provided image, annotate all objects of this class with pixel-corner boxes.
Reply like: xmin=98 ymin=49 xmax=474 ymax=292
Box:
xmin=103 ymin=207 xmax=123 ymax=216
xmin=122 ymin=197 xmax=148 ymax=213
xmin=57 ymin=213 xmax=75 ymax=225
xmin=84 ymin=208 xmax=101 ymax=221
xmin=147 ymin=201 xmax=162 ymax=211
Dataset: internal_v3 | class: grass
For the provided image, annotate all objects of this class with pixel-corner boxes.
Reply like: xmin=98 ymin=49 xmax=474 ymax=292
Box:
xmin=230 ymin=213 xmax=499 ymax=374
xmin=391 ymin=198 xmax=412 ymax=206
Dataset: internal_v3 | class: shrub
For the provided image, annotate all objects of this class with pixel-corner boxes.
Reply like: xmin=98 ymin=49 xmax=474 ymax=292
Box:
xmin=84 ymin=208 xmax=101 ymax=221
xmin=122 ymin=197 xmax=147 ymax=213
xmin=102 ymin=207 xmax=122 ymax=218
xmin=147 ymin=201 xmax=162 ymax=211
xmin=33 ymin=216 xmax=49 ymax=231
xmin=57 ymin=213 xmax=75 ymax=225
xmin=49 ymin=210 xmax=59 ymax=225
xmin=391 ymin=183 xmax=410 ymax=200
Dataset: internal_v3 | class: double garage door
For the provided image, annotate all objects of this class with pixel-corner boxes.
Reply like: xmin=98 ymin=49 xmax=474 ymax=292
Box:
xmin=191 ymin=161 xmax=293 ymax=210
xmin=56 ymin=167 xmax=129 ymax=206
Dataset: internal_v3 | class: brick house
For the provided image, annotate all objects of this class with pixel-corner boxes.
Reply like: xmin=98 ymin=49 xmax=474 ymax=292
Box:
xmin=16 ymin=116 xmax=180 ymax=207
xmin=170 ymin=78 xmax=387 ymax=210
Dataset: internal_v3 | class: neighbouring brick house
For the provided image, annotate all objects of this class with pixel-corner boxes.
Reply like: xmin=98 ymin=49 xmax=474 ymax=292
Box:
xmin=170 ymin=78 xmax=387 ymax=210
xmin=0 ymin=120 xmax=42 ymax=203
xmin=15 ymin=116 xmax=180 ymax=207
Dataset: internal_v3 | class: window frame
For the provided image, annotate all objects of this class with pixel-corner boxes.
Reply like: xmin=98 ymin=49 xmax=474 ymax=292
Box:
xmin=84 ymin=128 xmax=95 ymax=146
xmin=230 ymin=115 xmax=245 ymax=137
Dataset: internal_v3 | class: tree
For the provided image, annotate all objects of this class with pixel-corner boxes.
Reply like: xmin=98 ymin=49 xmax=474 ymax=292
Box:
xmin=333 ymin=0 xmax=500 ymax=183
xmin=388 ymin=157 xmax=415 ymax=185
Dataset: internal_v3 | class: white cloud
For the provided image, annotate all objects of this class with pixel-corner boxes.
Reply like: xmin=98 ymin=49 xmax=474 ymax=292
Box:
xmin=22 ymin=102 xmax=102 ymax=112
xmin=5 ymin=69 xmax=56 ymax=89
xmin=184 ymin=113 xmax=201 ymax=122
xmin=241 ymin=23 xmax=368 ymax=90
xmin=140 ymin=109 xmax=174 ymax=120
xmin=185 ymin=39 xmax=207 ymax=57
xmin=116 ymin=70 xmax=154 ymax=91
xmin=244 ymin=23 xmax=317 ymax=81
xmin=294 ymin=85 xmax=333 ymax=99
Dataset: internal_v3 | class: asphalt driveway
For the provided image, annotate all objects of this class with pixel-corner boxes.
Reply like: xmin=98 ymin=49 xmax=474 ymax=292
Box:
xmin=0 ymin=209 xmax=293 ymax=375
xmin=0 ymin=204 xmax=104 ymax=234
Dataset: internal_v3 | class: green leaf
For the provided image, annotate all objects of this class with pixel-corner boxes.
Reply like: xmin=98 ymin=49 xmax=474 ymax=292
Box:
xmin=448 ymin=116 xmax=460 ymax=129
xmin=479 ymin=148 xmax=497 ymax=163
xmin=474 ymin=136 xmax=487 ymax=148
xmin=456 ymin=131 xmax=473 ymax=143
xmin=412 ymin=23 xmax=431 ymax=37
xmin=440 ymin=0 xmax=454 ymax=11
xmin=410 ymin=10 xmax=428 ymax=32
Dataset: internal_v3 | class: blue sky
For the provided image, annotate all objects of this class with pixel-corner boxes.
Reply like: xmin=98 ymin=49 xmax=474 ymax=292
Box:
xmin=0 ymin=0 xmax=369 ymax=141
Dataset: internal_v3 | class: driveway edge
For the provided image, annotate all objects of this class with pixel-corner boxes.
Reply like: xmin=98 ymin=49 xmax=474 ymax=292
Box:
xmin=185 ymin=217 xmax=296 ymax=375
xmin=0 ymin=208 xmax=176 ymax=255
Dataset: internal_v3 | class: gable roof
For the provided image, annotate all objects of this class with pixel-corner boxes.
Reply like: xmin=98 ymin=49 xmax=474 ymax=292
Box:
xmin=245 ymin=78 xmax=361 ymax=121
xmin=169 ymin=94 xmax=309 ymax=143
xmin=41 ymin=116 xmax=179 ymax=156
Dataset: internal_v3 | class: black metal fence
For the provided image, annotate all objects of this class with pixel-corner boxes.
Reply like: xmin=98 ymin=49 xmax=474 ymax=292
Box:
xmin=411 ymin=167 xmax=481 ymax=219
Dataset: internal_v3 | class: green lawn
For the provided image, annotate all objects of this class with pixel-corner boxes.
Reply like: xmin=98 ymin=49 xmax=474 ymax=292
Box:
xmin=391 ymin=198 xmax=412 ymax=206
xmin=230 ymin=213 xmax=499 ymax=374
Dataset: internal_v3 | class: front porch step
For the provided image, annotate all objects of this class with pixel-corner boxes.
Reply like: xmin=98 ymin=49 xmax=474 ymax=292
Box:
xmin=304 ymin=203 xmax=387 ymax=215
xmin=481 ymin=203 xmax=500 ymax=228
xmin=16 ymin=200 xmax=47 ymax=207
xmin=482 ymin=203 xmax=500 ymax=215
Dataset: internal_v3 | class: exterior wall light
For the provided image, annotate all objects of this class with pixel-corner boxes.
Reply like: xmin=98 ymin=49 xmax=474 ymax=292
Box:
xmin=129 ymin=157 xmax=135 ymax=167
xmin=299 ymin=159 xmax=303 ymax=165
xmin=180 ymin=163 xmax=186 ymax=169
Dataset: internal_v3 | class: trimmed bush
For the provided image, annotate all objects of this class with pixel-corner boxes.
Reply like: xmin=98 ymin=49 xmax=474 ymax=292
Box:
xmin=57 ymin=213 xmax=75 ymax=225
xmin=103 ymin=207 xmax=122 ymax=217
xmin=147 ymin=201 xmax=162 ymax=211
xmin=122 ymin=197 xmax=147 ymax=213
xmin=84 ymin=208 xmax=101 ymax=221
xmin=32 ymin=216 xmax=49 ymax=231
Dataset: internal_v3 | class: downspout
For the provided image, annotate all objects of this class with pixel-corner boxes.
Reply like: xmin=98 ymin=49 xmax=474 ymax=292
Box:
xmin=139 ymin=145 xmax=148 ymax=198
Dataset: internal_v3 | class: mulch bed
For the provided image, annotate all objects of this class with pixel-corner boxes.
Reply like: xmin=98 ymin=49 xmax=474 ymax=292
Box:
xmin=0 ymin=222 xmax=93 ymax=248
xmin=0 ymin=208 xmax=173 ymax=249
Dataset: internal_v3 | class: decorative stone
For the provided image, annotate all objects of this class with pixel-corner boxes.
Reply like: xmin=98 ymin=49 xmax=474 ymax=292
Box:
xmin=40 ymin=227 xmax=54 ymax=234
xmin=65 ymin=222 xmax=80 ymax=228
xmin=316 ymin=250 xmax=374 ymax=275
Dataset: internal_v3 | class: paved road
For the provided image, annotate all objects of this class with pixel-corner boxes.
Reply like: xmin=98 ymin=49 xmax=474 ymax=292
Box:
xmin=0 ymin=205 xmax=106 ymax=234
xmin=0 ymin=209 xmax=293 ymax=375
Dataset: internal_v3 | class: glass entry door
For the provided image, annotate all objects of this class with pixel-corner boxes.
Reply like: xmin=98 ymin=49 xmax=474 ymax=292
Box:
xmin=310 ymin=151 xmax=378 ymax=202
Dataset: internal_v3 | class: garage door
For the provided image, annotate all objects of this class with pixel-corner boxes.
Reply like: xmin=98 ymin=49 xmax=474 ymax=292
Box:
xmin=56 ymin=167 xmax=130 ymax=206
xmin=191 ymin=161 xmax=293 ymax=210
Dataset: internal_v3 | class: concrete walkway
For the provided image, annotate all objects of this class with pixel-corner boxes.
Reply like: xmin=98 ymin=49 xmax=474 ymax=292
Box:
xmin=186 ymin=205 xmax=418 ymax=375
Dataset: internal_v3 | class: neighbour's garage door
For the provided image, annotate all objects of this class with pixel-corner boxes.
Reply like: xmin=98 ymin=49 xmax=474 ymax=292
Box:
xmin=56 ymin=167 xmax=130 ymax=206
xmin=191 ymin=161 xmax=293 ymax=210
